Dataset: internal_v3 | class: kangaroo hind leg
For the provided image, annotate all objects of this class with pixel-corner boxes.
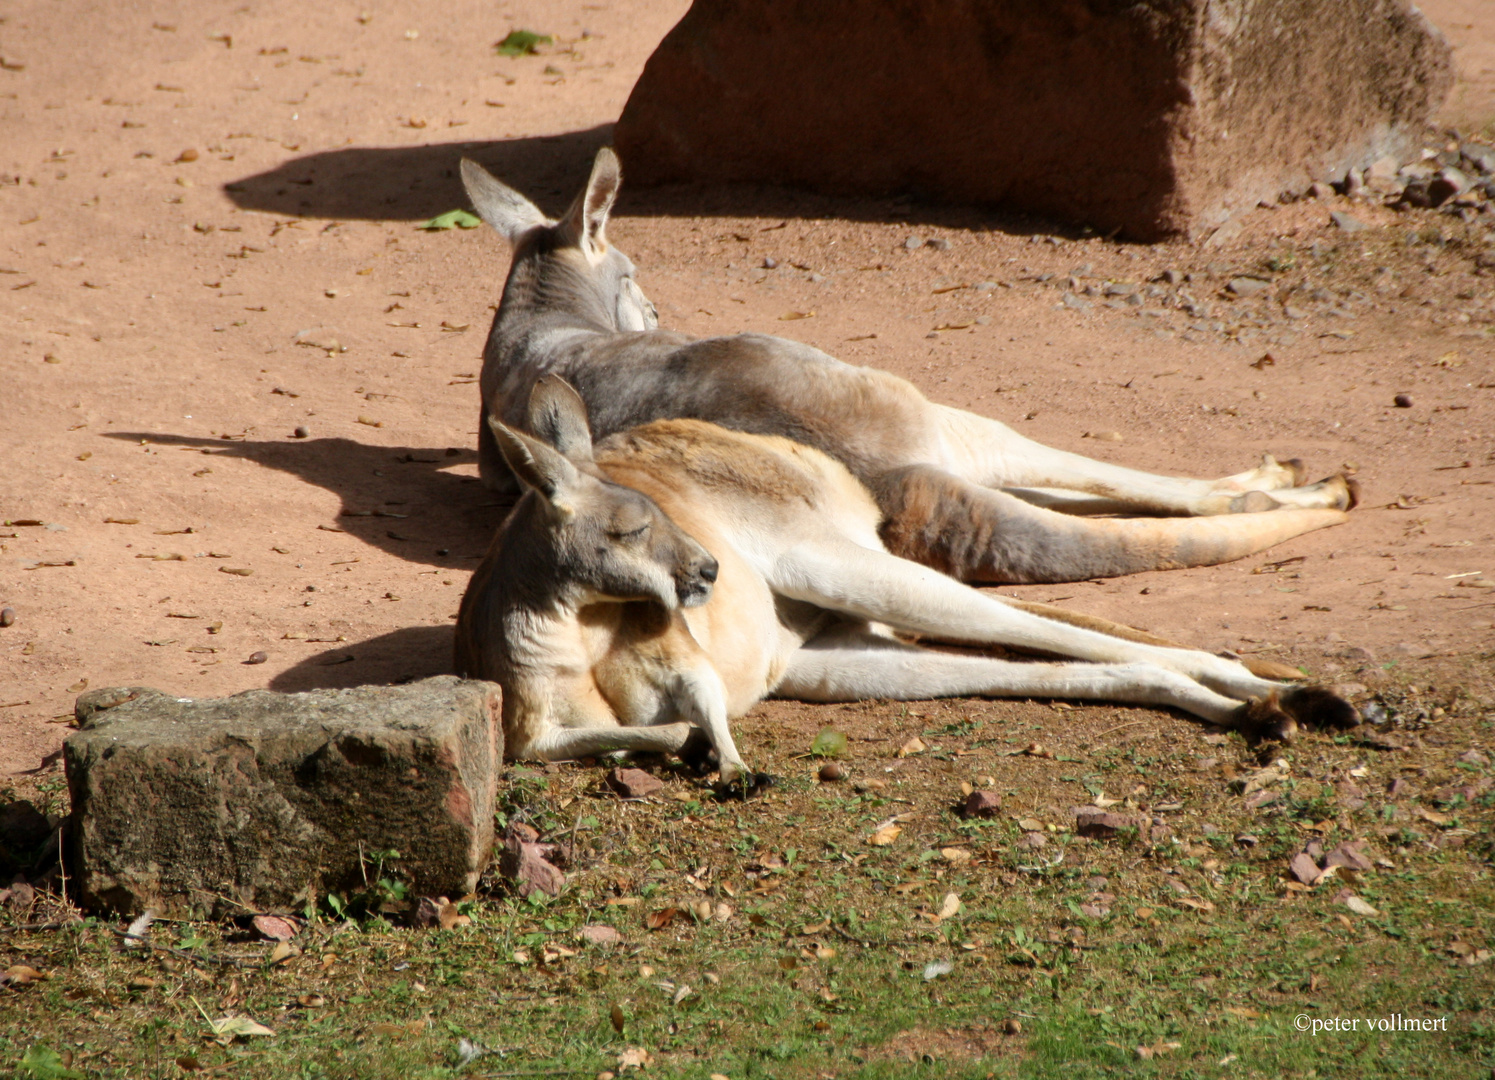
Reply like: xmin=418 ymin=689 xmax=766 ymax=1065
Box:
xmin=871 ymin=465 xmax=1348 ymax=584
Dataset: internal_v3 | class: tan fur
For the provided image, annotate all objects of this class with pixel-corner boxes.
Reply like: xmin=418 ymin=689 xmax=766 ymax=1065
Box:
xmin=456 ymin=378 xmax=1359 ymax=784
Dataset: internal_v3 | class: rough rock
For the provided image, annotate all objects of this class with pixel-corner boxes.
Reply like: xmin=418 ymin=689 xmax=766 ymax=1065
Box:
xmin=959 ymin=790 xmax=1003 ymax=819
xmin=64 ymin=677 xmax=502 ymax=917
xmin=498 ymin=822 xmax=566 ymax=898
xmin=606 ymin=767 xmax=664 ymax=799
xmin=616 ymin=0 xmax=1453 ymax=240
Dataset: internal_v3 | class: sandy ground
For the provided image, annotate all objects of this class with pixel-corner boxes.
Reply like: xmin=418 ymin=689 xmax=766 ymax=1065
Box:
xmin=2 ymin=0 xmax=1493 ymax=785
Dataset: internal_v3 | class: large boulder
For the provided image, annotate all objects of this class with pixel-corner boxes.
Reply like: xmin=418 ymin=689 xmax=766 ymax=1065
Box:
xmin=615 ymin=0 xmax=1454 ymax=240
xmin=64 ymin=677 xmax=502 ymax=917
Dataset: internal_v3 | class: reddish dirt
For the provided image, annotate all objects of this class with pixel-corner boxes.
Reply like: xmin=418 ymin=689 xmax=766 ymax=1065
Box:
xmin=2 ymin=0 xmax=1493 ymax=785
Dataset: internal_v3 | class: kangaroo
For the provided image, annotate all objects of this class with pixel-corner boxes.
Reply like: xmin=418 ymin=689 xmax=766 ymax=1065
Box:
xmin=454 ymin=377 xmax=1358 ymax=787
xmin=457 ymin=148 xmax=1358 ymax=586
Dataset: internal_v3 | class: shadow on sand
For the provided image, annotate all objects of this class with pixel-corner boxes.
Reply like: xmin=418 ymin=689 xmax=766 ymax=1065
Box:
xmin=265 ymin=624 xmax=458 ymax=694
xmin=222 ymin=125 xmax=1075 ymax=237
xmin=102 ymin=432 xmax=512 ymax=569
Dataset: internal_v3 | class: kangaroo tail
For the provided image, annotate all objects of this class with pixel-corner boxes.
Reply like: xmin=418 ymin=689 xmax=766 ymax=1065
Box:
xmin=872 ymin=466 xmax=1348 ymax=585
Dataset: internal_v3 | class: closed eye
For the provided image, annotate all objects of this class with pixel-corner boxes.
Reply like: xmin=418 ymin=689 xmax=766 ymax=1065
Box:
xmin=608 ymin=524 xmax=650 ymax=541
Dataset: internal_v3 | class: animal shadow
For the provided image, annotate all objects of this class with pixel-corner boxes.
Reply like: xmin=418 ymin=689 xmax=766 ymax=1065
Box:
xmin=103 ymin=432 xmax=510 ymax=568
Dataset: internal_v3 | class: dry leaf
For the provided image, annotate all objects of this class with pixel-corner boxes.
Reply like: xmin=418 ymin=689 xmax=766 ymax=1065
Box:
xmin=897 ymin=736 xmax=927 ymax=757
xmin=936 ymin=892 xmax=961 ymax=920
xmin=0 ymin=964 xmax=45 ymax=987
xmin=869 ymin=824 xmax=902 ymax=846
xmin=618 ymin=1046 xmax=653 ymax=1070
xmin=940 ymin=847 xmax=972 ymax=865
xmin=208 ymin=1015 xmax=274 ymax=1040
xmin=646 ymin=907 xmax=681 ymax=930
xmin=268 ymin=941 xmax=295 ymax=964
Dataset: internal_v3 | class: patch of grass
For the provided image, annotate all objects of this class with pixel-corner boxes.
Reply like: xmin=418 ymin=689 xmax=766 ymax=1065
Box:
xmin=3 ymin=692 xmax=1492 ymax=1077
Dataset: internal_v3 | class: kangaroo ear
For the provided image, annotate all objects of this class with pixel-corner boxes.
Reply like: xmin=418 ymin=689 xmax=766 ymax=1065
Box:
xmin=460 ymin=158 xmax=550 ymax=243
xmin=489 ymin=416 xmax=579 ymax=518
xmin=558 ymin=147 xmax=621 ymax=260
xmin=527 ymin=376 xmax=595 ymax=463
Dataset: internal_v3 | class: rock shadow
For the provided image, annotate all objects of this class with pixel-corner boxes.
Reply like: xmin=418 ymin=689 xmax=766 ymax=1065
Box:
xmin=222 ymin=126 xmax=1081 ymax=238
xmin=267 ymin=624 xmax=457 ymax=693
xmin=103 ymin=432 xmax=512 ymax=569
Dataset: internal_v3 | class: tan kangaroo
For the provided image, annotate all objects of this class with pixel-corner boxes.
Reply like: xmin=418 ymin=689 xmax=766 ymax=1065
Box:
xmin=453 ymin=377 xmax=1358 ymax=787
xmin=458 ymin=149 xmax=1358 ymax=586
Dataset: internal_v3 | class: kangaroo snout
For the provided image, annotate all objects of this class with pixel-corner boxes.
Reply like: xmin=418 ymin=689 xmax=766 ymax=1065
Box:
xmin=677 ymin=549 xmax=718 ymax=608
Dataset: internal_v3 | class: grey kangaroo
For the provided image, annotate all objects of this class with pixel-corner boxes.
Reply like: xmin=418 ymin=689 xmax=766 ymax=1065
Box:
xmin=459 ymin=148 xmax=1357 ymax=585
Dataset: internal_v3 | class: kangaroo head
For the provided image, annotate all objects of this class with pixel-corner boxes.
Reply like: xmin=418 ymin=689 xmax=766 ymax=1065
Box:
xmin=491 ymin=376 xmax=717 ymax=610
xmin=460 ymin=149 xmax=658 ymax=333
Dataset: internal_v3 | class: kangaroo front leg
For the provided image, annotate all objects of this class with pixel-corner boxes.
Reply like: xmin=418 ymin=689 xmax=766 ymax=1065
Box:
xmin=530 ymin=722 xmax=698 ymax=762
xmin=777 ymin=629 xmax=1250 ymax=726
xmin=672 ymin=665 xmax=752 ymax=786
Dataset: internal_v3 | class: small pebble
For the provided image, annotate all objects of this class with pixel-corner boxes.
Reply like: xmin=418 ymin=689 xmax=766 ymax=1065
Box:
xmin=292 ymin=426 xmax=309 ymax=438
xmin=176 ymin=148 xmax=199 ymax=163
xmin=818 ymin=761 xmax=844 ymax=782
xmin=761 ymin=256 xmax=777 ymax=269
xmin=903 ymin=236 xmax=924 ymax=250
xmin=1003 ymin=1019 xmax=1023 ymax=1035
xmin=0 ymin=607 xmax=15 ymax=628
xmin=926 ymin=237 xmax=950 ymax=251
xmin=1393 ymin=393 xmax=1413 ymax=408
xmin=244 ymin=651 xmax=268 ymax=665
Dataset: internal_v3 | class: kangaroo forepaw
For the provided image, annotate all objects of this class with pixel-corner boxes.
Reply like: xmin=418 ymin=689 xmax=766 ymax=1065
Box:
xmin=713 ymin=768 xmax=775 ymax=801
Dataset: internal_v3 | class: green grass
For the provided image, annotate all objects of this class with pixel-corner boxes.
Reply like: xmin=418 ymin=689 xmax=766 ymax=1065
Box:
xmin=4 ymin=681 xmax=1493 ymax=1079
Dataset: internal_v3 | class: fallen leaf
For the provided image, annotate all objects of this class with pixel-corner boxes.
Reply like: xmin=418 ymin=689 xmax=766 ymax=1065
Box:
xmin=936 ymin=892 xmax=961 ymax=919
xmin=940 ymin=847 xmax=972 ymax=865
xmin=268 ymin=941 xmax=295 ymax=964
xmin=0 ymin=964 xmax=45 ymax=987
xmin=610 ymin=1003 xmax=625 ymax=1033
xmin=897 ymin=736 xmax=926 ymax=757
xmin=494 ymin=29 xmax=552 ymax=56
xmin=646 ymin=907 xmax=681 ymax=930
xmin=418 ymin=209 xmax=482 ymax=231
xmin=869 ymin=824 xmax=902 ymax=846
xmin=617 ymin=1046 xmax=653 ymax=1070
xmin=207 ymin=1015 xmax=274 ymax=1040
xmin=810 ymin=727 xmax=847 ymax=758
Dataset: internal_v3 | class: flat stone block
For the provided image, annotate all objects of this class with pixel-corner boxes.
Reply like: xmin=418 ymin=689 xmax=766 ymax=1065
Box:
xmin=64 ymin=676 xmax=502 ymax=917
xmin=616 ymin=0 xmax=1453 ymax=239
